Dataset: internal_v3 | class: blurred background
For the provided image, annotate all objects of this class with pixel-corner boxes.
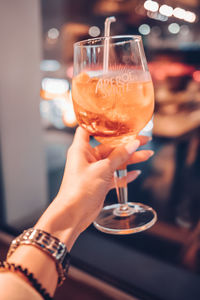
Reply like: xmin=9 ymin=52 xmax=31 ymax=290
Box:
xmin=39 ymin=0 xmax=200 ymax=133
xmin=0 ymin=1 xmax=200 ymax=299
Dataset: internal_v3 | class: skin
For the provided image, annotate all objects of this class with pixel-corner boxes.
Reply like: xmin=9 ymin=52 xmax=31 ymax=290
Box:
xmin=7 ymin=127 xmax=154 ymax=296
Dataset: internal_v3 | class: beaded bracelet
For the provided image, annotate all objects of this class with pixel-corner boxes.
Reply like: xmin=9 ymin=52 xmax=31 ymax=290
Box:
xmin=0 ymin=261 xmax=53 ymax=300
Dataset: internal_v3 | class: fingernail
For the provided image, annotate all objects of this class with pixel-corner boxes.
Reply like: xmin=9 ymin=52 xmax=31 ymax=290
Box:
xmin=135 ymin=170 xmax=142 ymax=176
xmin=147 ymin=150 xmax=154 ymax=157
xmin=125 ymin=140 xmax=140 ymax=154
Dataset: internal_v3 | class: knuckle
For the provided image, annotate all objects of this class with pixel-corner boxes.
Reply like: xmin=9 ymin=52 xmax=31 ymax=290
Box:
xmin=105 ymin=157 xmax=113 ymax=169
xmin=67 ymin=144 xmax=74 ymax=156
xmin=119 ymin=150 xmax=128 ymax=163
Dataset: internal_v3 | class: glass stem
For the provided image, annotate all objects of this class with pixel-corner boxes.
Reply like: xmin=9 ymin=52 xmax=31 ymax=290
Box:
xmin=114 ymin=169 xmax=132 ymax=217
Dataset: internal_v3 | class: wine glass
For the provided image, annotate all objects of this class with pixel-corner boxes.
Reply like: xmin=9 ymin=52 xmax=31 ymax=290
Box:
xmin=72 ymin=35 xmax=157 ymax=234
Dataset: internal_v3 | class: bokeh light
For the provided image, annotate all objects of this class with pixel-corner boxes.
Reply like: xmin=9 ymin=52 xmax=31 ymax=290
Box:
xmin=173 ymin=7 xmax=186 ymax=20
xmin=47 ymin=28 xmax=59 ymax=39
xmin=144 ymin=0 xmax=159 ymax=13
xmin=193 ymin=71 xmax=200 ymax=82
xmin=139 ymin=24 xmax=151 ymax=35
xmin=159 ymin=5 xmax=173 ymax=17
xmin=88 ymin=26 xmax=101 ymax=37
xmin=168 ymin=23 xmax=180 ymax=34
xmin=184 ymin=11 xmax=196 ymax=23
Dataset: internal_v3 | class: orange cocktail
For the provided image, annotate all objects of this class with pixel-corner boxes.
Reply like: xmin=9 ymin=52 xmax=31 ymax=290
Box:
xmin=72 ymin=70 xmax=154 ymax=146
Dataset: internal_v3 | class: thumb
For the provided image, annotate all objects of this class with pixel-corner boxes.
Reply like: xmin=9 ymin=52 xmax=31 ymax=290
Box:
xmin=106 ymin=139 xmax=140 ymax=172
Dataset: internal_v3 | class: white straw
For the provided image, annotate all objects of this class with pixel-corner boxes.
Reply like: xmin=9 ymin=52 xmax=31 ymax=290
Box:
xmin=103 ymin=16 xmax=116 ymax=74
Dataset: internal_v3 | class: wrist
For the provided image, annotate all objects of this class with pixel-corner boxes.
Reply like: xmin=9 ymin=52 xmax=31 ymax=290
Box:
xmin=34 ymin=197 xmax=82 ymax=251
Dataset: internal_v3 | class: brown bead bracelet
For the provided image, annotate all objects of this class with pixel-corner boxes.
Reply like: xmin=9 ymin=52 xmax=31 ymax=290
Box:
xmin=0 ymin=261 xmax=53 ymax=300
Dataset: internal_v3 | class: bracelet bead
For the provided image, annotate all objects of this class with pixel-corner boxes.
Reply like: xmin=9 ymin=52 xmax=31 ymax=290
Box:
xmin=0 ymin=261 xmax=53 ymax=300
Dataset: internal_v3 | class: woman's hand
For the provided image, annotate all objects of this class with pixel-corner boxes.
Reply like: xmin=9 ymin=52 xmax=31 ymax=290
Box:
xmin=7 ymin=127 xmax=153 ymax=297
xmin=35 ymin=127 xmax=153 ymax=250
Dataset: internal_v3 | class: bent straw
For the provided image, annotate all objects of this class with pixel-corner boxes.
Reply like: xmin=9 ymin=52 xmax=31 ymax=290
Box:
xmin=103 ymin=16 xmax=116 ymax=74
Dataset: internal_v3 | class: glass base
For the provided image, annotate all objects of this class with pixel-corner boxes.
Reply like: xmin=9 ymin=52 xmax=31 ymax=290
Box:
xmin=93 ymin=202 xmax=157 ymax=235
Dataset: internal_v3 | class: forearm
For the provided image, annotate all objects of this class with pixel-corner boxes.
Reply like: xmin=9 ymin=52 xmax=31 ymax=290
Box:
xmin=7 ymin=244 xmax=58 ymax=296
xmin=0 ymin=272 xmax=43 ymax=300
xmin=7 ymin=196 xmax=82 ymax=296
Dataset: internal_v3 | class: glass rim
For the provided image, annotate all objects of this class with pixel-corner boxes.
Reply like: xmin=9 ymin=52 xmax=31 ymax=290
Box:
xmin=74 ymin=35 xmax=142 ymax=48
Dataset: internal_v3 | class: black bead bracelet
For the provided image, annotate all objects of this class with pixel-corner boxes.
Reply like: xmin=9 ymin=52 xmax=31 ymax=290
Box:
xmin=0 ymin=261 xmax=53 ymax=300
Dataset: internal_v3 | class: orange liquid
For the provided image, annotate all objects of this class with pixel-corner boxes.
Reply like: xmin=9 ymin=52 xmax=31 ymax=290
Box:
xmin=72 ymin=72 xmax=154 ymax=146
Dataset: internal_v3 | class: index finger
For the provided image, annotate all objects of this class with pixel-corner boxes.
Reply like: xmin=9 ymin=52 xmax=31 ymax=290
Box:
xmin=73 ymin=126 xmax=90 ymax=145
